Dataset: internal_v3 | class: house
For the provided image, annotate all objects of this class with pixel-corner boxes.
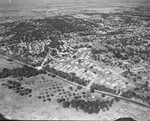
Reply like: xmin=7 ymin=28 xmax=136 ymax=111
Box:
xmin=83 ymin=61 xmax=91 ymax=66
xmin=89 ymin=76 xmax=95 ymax=81
xmin=104 ymin=70 xmax=112 ymax=74
xmin=74 ymin=61 xmax=79 ymax=65
xmin=70 ymin=60 xmax=76 ymax=64
xmin=60 ymin=65 xmax=71 ymax=71
xmin=93 ymin=66 xmax=99 ymax=70
xmin=97 ymin=67 xmax=102 ymax=71
xmin=107 ymin=77 xmax=112 ymax=81
xmin=67 ymin=66 xmax=79 ymax=73
xmin=76 ymin=68 xmax=85 ymax=73
xmin=111 ymin=83 xmax=116 ymax=87
xmin=100 ymin=79 xmax=106 ymax=83
xmin=49 ymin=62 xmax=58 ymax=68
xmin=80 ymin=74 xmax=88 ymax=79
xmin=88 ymin=63 xmax=94 ymax=68
xmin=105 ymin=81 xmax=111 ymax=86
xmin=54 ymin=63 xmax=63 ymax=70
xmin=69 ymin=66 xmax=78 ymax=73
xmin=111 ymin=82 xmax=118 ymax=87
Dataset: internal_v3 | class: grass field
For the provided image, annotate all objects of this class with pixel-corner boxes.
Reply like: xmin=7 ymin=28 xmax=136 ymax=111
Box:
xmin=0 ymin=55 xmax=22 ymax=71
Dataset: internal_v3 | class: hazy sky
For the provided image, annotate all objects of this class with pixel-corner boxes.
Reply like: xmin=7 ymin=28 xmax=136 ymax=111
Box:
xmin=0 ymin=0 xmax=149 ymax=10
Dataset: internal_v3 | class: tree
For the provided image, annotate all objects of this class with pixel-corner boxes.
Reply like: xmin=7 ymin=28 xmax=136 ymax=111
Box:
xmin=69 ymin=86 xmax=73 ymax=91
xmin=87 ymin=108 xmax=93 ymax=114
xmin=62 ymin=101 xmax=70 ymax=108
xmin=132 ymin=78 xmax=137 ymax=82
xmin=82 ymin=103 xmax=89 ymax=113
xmin=90 ymin=88 xmax=95 ymax=93
xmin=72 ymin=55 xmax=76 ymax=59
xmin=92 ymin=106 xmax=100 ymax=114
xmin=7 ymin=58 xmax=13 ymax=61
xmin=57 ymin=98 xmax=62 ymax=103
xmin=101 ymin=94 xmax=105 ymax=98
xmin=115 ymin=97 xmax=120 ymax=102
xmin=70 ymin=100 xmax=78 ymax=108
xmin=79 ymin=103 xmax=84 ymax=110
xmin=51 ymin=74 xmax=56 ymax=78
xmin=77 ymin=86 xmax=82 ymax=90
xmin=134 ymin=87 xmax=140 ymax=91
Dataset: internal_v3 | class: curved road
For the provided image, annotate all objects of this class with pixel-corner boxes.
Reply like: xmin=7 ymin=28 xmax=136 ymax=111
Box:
xmin=47 ymin=47 xmax=90 ymax=63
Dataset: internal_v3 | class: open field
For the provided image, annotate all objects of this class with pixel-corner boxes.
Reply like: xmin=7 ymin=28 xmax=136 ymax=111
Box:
xmin=0 ymin=54 xmax=150 ymax=120
xmin=0 ymin=55 xmax=22 ymax=70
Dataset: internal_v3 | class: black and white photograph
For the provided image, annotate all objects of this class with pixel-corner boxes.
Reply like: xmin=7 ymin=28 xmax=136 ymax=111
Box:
xmin=0 ymin=0 xmax=150 ymax=120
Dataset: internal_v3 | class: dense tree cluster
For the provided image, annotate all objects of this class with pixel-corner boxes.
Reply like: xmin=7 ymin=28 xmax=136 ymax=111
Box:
xmin=0 ymin=16 xmax=97 ymax=46
xmin=90 ymin=83 xmax=117 ymax=94
xmin=7 ymin=58 xmax=13 ymax=62
xmin=108 ymin=37 xmax=150 ymax=61
xmin=121 ymin=71 xmax=149 ymax=86
xmin=91 ymin=31 xmax=150 ymax=67
xmin=44 ymin=66 xmax=89 ymax=86
xmin=0 ymin=65 xmax=46 ymax=78
xmin=121 ymin=90 xmax=140 ymax=99
xmin=0 ymin=15 xmax=100 ymax=67
xmin=57 ymin=98 xmax=115 ymax=114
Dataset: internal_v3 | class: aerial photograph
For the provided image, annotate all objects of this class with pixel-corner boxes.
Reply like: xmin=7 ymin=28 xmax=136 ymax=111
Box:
xmin=0 ymin=0 xmax=150 ymax=120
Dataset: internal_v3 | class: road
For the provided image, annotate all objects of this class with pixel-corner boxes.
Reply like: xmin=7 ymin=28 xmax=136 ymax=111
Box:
xmin=0 ymin=53 xmax=150 ymax=109
xmin=47 ymin=47 xmax=91 ymax=63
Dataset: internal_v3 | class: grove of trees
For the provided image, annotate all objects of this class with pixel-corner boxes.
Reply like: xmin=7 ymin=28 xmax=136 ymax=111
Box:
xmin=2 ymin=80 xmax=32 ymax=96
xmin=90 ymin=83 xmax=117 ymax=94
xmin=0 ymin=65 xmax=46 ymax=78
xmin=57 ymin=98 xmax=115 ymax=114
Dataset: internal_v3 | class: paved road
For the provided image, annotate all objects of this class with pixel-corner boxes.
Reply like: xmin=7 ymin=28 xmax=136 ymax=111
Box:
xmin=0 ymin=54 xmax=150 ymax=109
xmin=94 ymin=90 xmax=150 ymax=109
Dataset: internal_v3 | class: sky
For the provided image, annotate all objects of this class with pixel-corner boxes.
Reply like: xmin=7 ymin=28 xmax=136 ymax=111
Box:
xmin=0 ymin=0 xmax=149 ymax=11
